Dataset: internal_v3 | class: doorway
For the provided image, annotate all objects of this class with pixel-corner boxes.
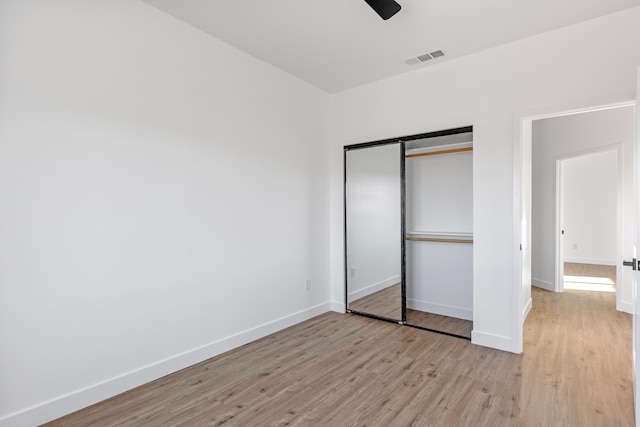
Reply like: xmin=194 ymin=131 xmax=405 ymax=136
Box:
xmin=556 ymin=149 xmax=620 ymax=297
xmin=529 ymin=107 xmax=633 ymax=313
xmin=512 ymin=99 xmax=635 ymax=354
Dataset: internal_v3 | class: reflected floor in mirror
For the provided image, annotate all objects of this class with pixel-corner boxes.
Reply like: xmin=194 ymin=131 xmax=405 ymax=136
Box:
xmin=349 ymin=283 xmax=402 ymax=321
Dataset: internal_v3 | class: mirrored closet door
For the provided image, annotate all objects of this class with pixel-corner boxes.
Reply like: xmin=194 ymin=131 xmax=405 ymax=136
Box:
xmin=344 ymin=126 xmax=473 ymax=340
xmin=344 ymin=141 xmax=405 ymax=323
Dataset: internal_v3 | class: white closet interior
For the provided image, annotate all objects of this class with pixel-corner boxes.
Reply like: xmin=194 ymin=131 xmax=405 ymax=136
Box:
xmin=405 ymin=132 xmax=474 ymax=324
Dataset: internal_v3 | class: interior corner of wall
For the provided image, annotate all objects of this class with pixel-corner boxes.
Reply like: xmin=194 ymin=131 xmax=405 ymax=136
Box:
xmin=330 ymin=301 xmax=346 ymax=313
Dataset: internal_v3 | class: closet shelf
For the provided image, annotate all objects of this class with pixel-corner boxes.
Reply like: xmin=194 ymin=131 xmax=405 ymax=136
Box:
xmin=405 ymin=146 xmax=473 ymax=158
xmin=406 ymin=231 xmax=473 ymax=244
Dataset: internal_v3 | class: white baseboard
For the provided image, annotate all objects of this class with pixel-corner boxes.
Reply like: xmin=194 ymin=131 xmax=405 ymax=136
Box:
xmin=348 ymin=275 xmax=400 ymax=301
xmin=407 ymin=299 xmax=472 ymax=321
xmin=471 ymin=330 xmax=513 ymax=353
xmin=564 ymin=257 xmax=616 ymax=266
xmin=531 ymin=277 xmax=554 ymax=292
xmin=522 ymin=297 xmax=533 ymax=321
xmin=330 ymin=300 xmax=346 ymax=313
xmin=0 ymin=302 xmax=332 ymax=427
xmin=618 ymin=299 xmax=633 ymax=314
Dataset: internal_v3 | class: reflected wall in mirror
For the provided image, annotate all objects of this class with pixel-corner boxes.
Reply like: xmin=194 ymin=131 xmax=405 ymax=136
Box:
xmin=345 ymin=142 xmax=403 ymax=322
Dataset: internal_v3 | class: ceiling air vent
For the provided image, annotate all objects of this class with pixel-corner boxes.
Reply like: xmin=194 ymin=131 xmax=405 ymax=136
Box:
xmin=406 ymin=50 xmax=445 ymax=66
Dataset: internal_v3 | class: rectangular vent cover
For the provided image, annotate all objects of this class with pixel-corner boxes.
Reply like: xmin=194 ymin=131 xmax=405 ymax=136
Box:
xmin=406 ymin=50 xmax=445 ymax=65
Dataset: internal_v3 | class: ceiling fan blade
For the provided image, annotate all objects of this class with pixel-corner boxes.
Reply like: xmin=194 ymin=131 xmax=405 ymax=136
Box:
xmin=364 ymin=0 xmax=402 ymax=20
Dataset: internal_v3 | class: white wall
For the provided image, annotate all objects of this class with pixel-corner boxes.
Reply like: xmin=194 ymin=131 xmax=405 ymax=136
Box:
xmin=329 ymin=7 xmax=640 ymax=352
xmin=406 ymin=150 xmax=473 ymax=233
xmin=345 ymin=144 xmax=401 ymax=300
xmin=0 ymin=1 xmax=330 ymax=425
xmin=407 ymin=242 xmax=474 ymax=320
xmin=531 ymin=107 xmax=634 ymax=306
xmin=2 ymin=2 xmax=640 ymax=424
xmin=562 ymin=151 xmax=618 ymax=265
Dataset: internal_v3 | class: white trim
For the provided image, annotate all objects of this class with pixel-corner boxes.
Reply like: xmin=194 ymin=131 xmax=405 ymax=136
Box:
xmin=347 ymin=275 xmax=400 ymax=301
xmin=471 ymin=330 xmax=512 ymax=352
xmin=517 ymin=96 xmax=635 ymax=123
xmin=634 ymin=67 xmax=640 ymax=425
xmin=406 ymin=299 xmax=473 ymax=321
xmin=0 ymin=302 xmax=332 ymax=427
xmin=618 ymin=300 xmax=633 ymax=315
xmin=531 ymin=278 xmax=554 ymax=292
xmin=616 ymin=141 xmax=625 ymax=315
xmin=555 ymin=158 xmax=565 ymax=292
xmin=512 ymin=114 xmax=528 ymax=354
xmin=522 ymin=297 xmax=533 ymax=321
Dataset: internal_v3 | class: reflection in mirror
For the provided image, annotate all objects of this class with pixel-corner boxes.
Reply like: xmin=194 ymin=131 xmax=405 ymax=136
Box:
xmin=345 ymin=142 xmax=403 ymax=321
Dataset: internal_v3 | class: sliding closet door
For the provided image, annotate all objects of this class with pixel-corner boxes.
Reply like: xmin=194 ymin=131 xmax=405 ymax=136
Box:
xmin=344 ymin=142 xmax=404 ymax=322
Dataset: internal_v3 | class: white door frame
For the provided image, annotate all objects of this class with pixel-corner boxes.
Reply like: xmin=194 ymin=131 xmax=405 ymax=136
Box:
xmin=632 ymin=67 xmax=639 ymax=426
xmin=554 ymin=146 xmax=624 ymax=307
xmin=556 ymin=158 xmax=565 ymax=293
xmin=512 ymin=95 xmax=635 ymax=354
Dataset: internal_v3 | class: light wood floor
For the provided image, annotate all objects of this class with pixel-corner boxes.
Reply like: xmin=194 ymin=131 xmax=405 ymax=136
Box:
xmin=350 ymin=283 xmax=472 ymax=338
xmin=564 ymin=262 xmax=617 ymax=292
xmin=46 ymin=287 xmax=633 ymax=426
xmin=564 ymin=262 xmax=616 ymax=281
xmin=406 ymin=309 xmax=472 ymax=339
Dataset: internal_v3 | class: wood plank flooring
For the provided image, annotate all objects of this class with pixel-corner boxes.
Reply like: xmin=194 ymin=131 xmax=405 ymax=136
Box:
xmin=406 ymin=309 xmax=473 ymax=339
xmin=45 ymin=287 xmax=633 ymax=426
xmin=564 ymin=262 xmax=617 ymax=292
xmin=564 ymin=262 xmax=616 ymax=281
xmin=350 ymin=283 xmax=472 ymax=338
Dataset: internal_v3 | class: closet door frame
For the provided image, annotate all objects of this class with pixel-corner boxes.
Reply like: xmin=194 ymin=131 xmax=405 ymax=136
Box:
xmin=344 ymin=125 xmax=473 ymax=331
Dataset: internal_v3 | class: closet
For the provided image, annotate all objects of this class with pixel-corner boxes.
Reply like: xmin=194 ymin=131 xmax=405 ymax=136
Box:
xmin=344 ymin=126 xmax=473 ymax=339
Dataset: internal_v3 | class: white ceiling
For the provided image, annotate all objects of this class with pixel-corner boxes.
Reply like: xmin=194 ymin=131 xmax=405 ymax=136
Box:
xmin=142 ymin=0 xmax=640 ymax=93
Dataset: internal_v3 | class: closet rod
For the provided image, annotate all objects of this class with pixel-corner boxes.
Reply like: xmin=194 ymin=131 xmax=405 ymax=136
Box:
xmin=406 ymin=237 xmax=473 ymax=244
xmin=405 ymin=146 xmax=473 ymax=158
